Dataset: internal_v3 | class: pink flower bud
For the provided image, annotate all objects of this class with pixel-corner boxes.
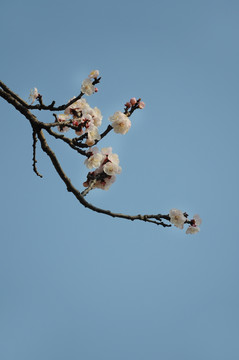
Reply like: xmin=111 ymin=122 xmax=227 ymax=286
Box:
xmin=125 ymin=102 xmax=131 ymax=108
xmin=130 ymin=97 xmax=137 ymax=105
xmin=94 ymin=87 xmax=98 ymax=93
xmin=138 ymin=101 xmax=145 ymax=109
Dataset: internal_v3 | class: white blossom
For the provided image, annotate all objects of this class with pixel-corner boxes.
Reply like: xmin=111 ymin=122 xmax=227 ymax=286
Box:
xmin=81 ymin=78 xmax=95 ymax=96
xmin=186 ymin=214 xmax=202 ymax=235
xmin=88 ymin=70 xmax=99 ymax=79
xmin=138 ymin=101 xmax=145 ymax=109
xmin=101 ymin=149 xmax=121 ymax=176
xmin=169 ymin=208 xmax=186 ymax=229
xmin=108 ymin=153 xmax=120 ymax=165
xmin=186 ymin=226 xmax=200 ymax=235
xmin=83 ymin=113 xmax=94 ymax=126
xmin=88 ymin=106 xmax=102 ymax=127
xmin=101 ymin=147 xmax=112 ymax=156
xmin=193 ymin=214 xmax=202 ymax=226
xmin=64 ymin=97 xmax=89 ymax=116
xmin=103 ymin=162 xmax=122 ymax=176
xmin=86 ymin=124 xmax=101 ymax=146
xmin=109 ymin=111 xmax=131 ymax=135
xmin=29 ymin=87 xmax=39 ymax=104
xmin=84 ymin=148 xmax=103 ymax=169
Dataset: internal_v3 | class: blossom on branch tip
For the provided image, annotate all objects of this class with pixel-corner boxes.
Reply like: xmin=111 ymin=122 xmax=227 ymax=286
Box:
xmin=81 ymin=79 xmax=95 ymax=96
xmin=186 ymin=214 xmax=202 ymax=235
xmin=138 ymin=101 xmax=145 ymax=109
xmin=109 ymin=111 xmax=131 ymax=135
xmin=29 ymin=88 xmax=39 ymax=104
xmin=169 ymin=208 xmax=186 ymax=229
xmin=88 ymin=70 xmax=99 ymax=79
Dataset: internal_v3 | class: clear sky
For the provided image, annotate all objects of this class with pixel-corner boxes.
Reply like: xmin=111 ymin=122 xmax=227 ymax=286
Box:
xmin=1 ymin=0 xmax=239 ymax=359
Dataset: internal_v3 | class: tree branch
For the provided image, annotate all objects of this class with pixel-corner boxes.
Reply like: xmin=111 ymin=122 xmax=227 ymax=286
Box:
xmin=37 ymin=129 xmax=171 ymax=227
xmin=0 ymin=81 xmax=29 ymax=108
xmin=1 ymin=79 xmax=200 ymax=232
xmin=32 ymin=131 xmax=43 ymax=178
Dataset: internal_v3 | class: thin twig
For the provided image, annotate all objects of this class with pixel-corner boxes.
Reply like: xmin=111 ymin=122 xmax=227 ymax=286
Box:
xmin=27 ymin=78 xmax=101 ymax=111
xmin=44 ymin=127 xmax=88 ymax=156
xmin=32 ymin=131 xmax=43 ymax=178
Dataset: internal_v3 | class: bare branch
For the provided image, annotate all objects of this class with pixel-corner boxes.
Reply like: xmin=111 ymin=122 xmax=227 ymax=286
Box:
xmin=32 ymin=131 xmax=43 ymax=178
xmin=0 ymin=81 xmax=29 ymax=108
xmin=27 ymin=92 xmax=84 ymax=111
xmin=43 ymin=127 xmax=88 ymax=156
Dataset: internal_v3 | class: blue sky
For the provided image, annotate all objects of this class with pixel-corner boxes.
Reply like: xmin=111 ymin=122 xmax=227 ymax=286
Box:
xmin=1 ymin=0 xmax=239 ymax=359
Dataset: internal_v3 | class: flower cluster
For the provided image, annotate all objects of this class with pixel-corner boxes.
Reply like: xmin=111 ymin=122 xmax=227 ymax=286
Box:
xmin=53 ymin=71 xmax=102 ymax=145
xmin=169 ymin=209 xmax=202 ymax=235
xmin=83 ymin=147 xmax=121 ymax=190
xmin=56 ymin=114 xmax=71 ymax=132
xmin=81 ymin=69 xmax=99 ymax=96
xmin=57 ymin=97 xmax=102 ymax=145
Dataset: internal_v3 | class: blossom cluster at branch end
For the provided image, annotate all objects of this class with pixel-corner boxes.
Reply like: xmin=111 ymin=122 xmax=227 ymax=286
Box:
xmin=56 ymin=97 xmax=102 ymax=145
xmin=108 ymin=97 xmax=145 ymax=135
xmin=125 ymin=97 xmax=145 ymax=110
xmin=81 ymin=69 xmax=100 ymax=96
xmin=169 ymin=209 xmax=202 ymax=235
xmin=83 ymin=147 xmax=121 ymax=191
